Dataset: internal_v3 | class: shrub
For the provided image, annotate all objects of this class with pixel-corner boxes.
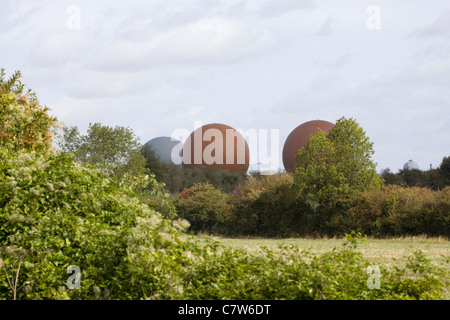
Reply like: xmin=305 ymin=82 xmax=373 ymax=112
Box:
xmin=230 ymin=174 xmax=306 ymax=237
xmin=0 ymin=146 xmax=188 ymax=299
xmin=332 ymin=185 xmax=450 ymax=237
xmin=174 ymin=183 xmax=233 ymax=235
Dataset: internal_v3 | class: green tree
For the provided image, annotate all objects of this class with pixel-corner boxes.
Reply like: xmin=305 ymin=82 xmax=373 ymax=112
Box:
xmin=0 ymin=69 xmax=59 ymax=154
xmin=400 ymin=168 xmax=425 ymax=187
xmin=141 ymin=143 xmax=166 ymax=181
xmin=439 ymin=156 xmax=450 ymax=187
xmin=380 ymin=168 xmax=403 ymax=186
xmin=294 ymin=117 xmax=382 ymax=233
xmin=58 ymin=123 xmax=148 ymax=181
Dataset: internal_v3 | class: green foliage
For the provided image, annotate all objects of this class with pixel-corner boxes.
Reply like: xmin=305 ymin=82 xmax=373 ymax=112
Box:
xmin=230 ymin=174 xmax=305 ymax=236
xmin=294 ymin=117 xmax=382 ymax=233
xmin=0 ymin=146 xmax=169 ymax=299
xmin=400 ymin=168 xmax=428 ymax=188
xmin=343 ymin=231 xmax=367 ymax=249
xmin=174 ymin=183 xmax=233 ymax=235
xmin=0 ymin=69 xmax=59 ymax=154
xmin=172 ymin=170 xmax=450 ymax=238
xmin=58 ymin=123 xmax=148 ymax=181
xmin=140 ymin=143 xmax=167 ymax=181
xmin=177 ymin=174 xmax=305 ymax=237
xmin=139 ymin=186 xmax=178 ymax=220
xmin=295 ymin=131 xmax=344 ymax=208
xmin=439 ymin=156 xmax=450 ymax=185
xmin=333 ymin=185 xmax=450 ymax=237
xmin=326 ymin=117 xmax=381 ymax=192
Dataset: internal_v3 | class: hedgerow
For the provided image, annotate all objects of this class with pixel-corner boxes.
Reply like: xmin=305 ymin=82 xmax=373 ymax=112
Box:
xmin=332 ymin=185 xmax=450 ymax=237
xmin=174 ymin=183 xmax=233 ymax=235
xmin=229 ymin=174 xmax=305 ymax=236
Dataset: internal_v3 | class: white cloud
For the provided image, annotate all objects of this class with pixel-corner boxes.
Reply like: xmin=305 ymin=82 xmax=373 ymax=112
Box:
xmin=29 ymin=33 xmax=92 ymax=68
xmin=317 ymin=16 xmax=332 ymax=36
xmin=90 ymin=17 xmax=276 ymax=71
xmin=0 ymin=0 xmax=40 ymax=33
xmin=257 ymin=0 xmax=316 ymax=18
xmin=414 ymin=11 xmax=450 ymax=37
xmin=62 ymin=70 xmax=137 ymax=100
xmin=315 ymin=53 xmax=353 ymax=68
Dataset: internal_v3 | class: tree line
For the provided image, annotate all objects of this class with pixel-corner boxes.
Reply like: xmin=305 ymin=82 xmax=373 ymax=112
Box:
xmin=381 ymin=158 xmax=450 ymax=190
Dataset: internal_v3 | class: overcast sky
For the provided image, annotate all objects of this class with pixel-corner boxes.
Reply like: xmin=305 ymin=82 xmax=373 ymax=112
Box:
xmin=2 ymin=0 xmax=450 ymax=172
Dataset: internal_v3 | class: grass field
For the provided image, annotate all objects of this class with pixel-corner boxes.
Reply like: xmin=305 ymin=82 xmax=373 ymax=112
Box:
xmin=202 ymin=235 xmax=450 ymax=267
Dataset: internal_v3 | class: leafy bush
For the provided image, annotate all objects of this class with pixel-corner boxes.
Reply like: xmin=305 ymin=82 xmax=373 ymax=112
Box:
xmin=0 ymin=146 xmax=187 ymax=299
xmin=230 ymin=174 xmax=305 ymax=236
xmin=174 ymin=183 xmax=233 ymax=235
xmin=139 ymin=187 xmax=178 ymax=220
xmin=332 ymin=185 xmax=450 ymax=237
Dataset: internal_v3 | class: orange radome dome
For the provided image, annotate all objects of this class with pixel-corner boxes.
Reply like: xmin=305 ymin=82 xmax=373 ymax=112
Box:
xmin=282 ymin=120 xmax=334 ymax=173
xmin=181 ymin=123 xmax=250 ymax=173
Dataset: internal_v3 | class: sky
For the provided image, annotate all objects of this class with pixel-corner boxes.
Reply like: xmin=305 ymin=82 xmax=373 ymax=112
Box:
xmin=1 ymin=0 xmax=450 ymax=172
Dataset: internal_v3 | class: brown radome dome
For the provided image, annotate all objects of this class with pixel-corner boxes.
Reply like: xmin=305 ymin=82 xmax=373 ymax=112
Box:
xmin=282 ymin=120 xmax=334 ymax=173
xmin=182 ymin=123 xmax=250 ymax=173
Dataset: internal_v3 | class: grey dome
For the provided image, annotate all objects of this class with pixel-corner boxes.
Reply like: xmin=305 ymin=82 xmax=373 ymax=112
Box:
xmin=143 ymin=136 xmax=182 ymax=165
xmin=403 ymin=159 xmax=420 ymax=171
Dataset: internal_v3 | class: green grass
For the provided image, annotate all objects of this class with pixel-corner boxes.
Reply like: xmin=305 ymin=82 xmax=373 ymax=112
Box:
xmin=202 ymin=235 xmax=450 ymax=266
